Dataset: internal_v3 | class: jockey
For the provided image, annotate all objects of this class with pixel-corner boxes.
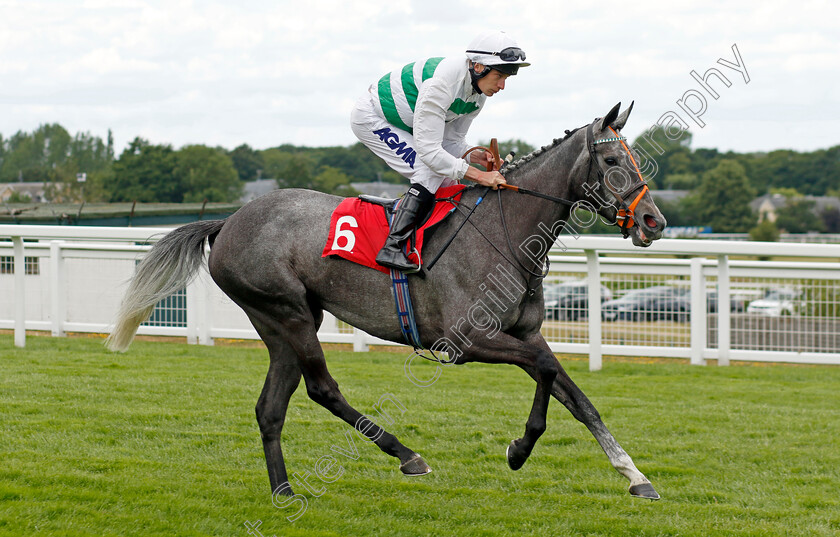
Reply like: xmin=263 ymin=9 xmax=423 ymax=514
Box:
xmin=351 ymin=30 xmax=530 ymax=272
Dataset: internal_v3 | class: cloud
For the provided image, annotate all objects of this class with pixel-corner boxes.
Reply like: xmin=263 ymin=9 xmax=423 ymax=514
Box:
xmin=60 ymin=48 xmax=160 ymax=76
xmin=0 ymin=0 xmax=837 ymax=154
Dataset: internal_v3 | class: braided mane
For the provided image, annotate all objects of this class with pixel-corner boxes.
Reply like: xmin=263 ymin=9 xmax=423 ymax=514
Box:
xmin=502 ymin=126 xmax=585 ymax=176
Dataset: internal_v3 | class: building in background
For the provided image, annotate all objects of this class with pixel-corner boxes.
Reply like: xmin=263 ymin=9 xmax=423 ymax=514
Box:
xmin=751 ymin=193 xmax=840 ymax=223
xmin=0 ymin=182 xmax=50 ymax=203
xmin=240 ymin=178 xmax=279 ymax=203
xmin=350 ymin=181 xmax=407 ymax=199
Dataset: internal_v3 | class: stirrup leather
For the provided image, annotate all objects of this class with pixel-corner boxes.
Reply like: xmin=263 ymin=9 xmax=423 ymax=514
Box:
xmin=375 ymin=185 xmax=434 ymax=273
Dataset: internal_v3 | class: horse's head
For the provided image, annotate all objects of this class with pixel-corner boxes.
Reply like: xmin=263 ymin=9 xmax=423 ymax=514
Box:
xmin=574 ymin=102 xmax=666 ymax=247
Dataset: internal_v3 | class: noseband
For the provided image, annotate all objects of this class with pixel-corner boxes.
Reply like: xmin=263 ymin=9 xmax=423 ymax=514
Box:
xmin=585 ymin=122 xmax=650 ymax=238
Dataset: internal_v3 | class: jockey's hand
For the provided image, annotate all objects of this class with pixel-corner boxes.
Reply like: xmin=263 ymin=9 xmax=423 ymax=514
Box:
xmin=471 ymin=149 xmax=496 ymax=171
xmin=464 ymin=166 xmax=507 ymax=189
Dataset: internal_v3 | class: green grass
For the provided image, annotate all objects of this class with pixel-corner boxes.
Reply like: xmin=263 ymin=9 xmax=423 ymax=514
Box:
xmin=1 ymin=335 xmax=839 ymax=537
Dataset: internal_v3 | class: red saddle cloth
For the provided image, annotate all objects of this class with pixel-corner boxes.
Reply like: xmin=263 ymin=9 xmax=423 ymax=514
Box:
xmin=322 ymin=184 xmax=467 ymax=274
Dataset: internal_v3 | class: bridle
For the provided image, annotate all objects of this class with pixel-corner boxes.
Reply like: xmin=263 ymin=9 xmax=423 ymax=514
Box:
xmin=439 ymin=119 xmax=652 ymax=288
xmin=585 ymin=122 xmax=650 ymax=238
xmin=461 ymin=120 xmax=651 ymax=238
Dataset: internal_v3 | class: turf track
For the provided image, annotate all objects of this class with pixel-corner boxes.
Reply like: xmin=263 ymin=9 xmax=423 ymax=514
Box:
xmin=1 ymin=335 xmax=839 ymax=536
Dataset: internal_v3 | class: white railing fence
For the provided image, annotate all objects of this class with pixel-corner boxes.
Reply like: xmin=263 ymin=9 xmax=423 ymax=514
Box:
xmin=2 ymin=225 xmax=839 ymax=370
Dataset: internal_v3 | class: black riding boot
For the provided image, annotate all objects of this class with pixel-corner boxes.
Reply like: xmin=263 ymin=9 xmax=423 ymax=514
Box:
xmin=376 ymin=185 xmax=435 ymax=273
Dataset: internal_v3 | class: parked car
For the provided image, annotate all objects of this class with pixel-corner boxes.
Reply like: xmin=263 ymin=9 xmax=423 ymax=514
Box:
xmin=543 ymin=280 xmax=613 ymax=321
xmin=746 ymin=288 xmax=802 ymax=316
xmin=601 ymin=286 xmax=690 ymax=322
xmin=671 ymin=290 xmax=745 ymax=322
xmin=706 ymin=290 xmax=746 ymax=313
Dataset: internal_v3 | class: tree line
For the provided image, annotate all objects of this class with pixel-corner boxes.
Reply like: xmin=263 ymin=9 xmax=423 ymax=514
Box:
xmin=1 ymin=123 xmax=837 ymax=235
xmin=0 ymin=124 xmax=404 ymax=203
xmin=633 ymin=127 xmax=840 ymax=235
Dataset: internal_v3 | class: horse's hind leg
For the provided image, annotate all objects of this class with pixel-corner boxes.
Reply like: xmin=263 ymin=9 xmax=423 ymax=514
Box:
xmin=254 ymin=334 xmax=302 ymax=496
xmin=249 ymin=295 xmax=430 ymax=483
xmin=292 ymin=333 xmax=431 ymax=477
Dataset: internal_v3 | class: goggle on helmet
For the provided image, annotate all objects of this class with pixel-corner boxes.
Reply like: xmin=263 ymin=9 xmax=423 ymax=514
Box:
xmin=465 ymin=31 xmax=530 ymax=76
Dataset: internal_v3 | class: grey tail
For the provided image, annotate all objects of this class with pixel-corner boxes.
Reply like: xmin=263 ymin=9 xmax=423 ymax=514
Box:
xmin=105 ymin=219 xmax=226 ymax=352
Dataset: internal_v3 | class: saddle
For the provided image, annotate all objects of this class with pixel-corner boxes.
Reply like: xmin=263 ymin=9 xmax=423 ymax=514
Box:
xmin=322 ymin=185 xmax=467 ymax=274
xmin=358 ymin=195 xmax=399 ymax=210
xmin=357 ymin=194 xmax=437 ymax=230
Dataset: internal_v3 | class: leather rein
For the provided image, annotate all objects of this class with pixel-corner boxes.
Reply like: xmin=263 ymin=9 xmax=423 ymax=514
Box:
xmin=450 ymin=124 xmax=650 ymax=289
xmin=461 ymin=140 xmax=575 ymax=207
xmin=462 ymin=124 xmax=650 ymax=233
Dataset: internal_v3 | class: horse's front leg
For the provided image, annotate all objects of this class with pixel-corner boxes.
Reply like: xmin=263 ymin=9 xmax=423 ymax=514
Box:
xmin=551 ymin=365 xmax=659 ymax=499
xmin=523 ymin=333 xmax=660 ymax=500
xmin=450 ymin=329 xmax=558 ymax=471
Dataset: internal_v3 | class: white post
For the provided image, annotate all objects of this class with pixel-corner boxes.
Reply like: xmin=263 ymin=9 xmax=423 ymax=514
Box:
xmin=717 ymin=255 xmax=731 ymax=366
xmin=197 ymin=273 xmax=213 ymax=346
xmin=319 ymin=312 xmax=339 ymax=336
xmin=353 ymin=327 xmax=369 ymax=352
xmin=49 ymin=240 xmax=66 ymax=337
xmin=186 ymin=277 xmax=199 ymax=345
xmin=13 ymin=236 xmax=26 ymax=347
xmin=586 ymin=249 xmax=602 ymax=371
xmin=689 ymin=257 xmax=706 ymax=365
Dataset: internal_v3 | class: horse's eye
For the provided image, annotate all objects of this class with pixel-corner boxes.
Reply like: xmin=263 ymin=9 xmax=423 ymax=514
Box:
xmin=604 ymin=157 xmax=618 ymax=166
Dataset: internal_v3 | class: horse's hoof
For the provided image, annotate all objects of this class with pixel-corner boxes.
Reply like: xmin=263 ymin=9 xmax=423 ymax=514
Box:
xmin=629 ymin=483 xmax=660 ymax=500
xmin=400 ymin=454 xmax=432 ymax=476
xmin=506 ymin=439 xmax=527 ymax=471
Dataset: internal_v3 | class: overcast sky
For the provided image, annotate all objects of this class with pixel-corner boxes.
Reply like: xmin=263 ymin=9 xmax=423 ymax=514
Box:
xmin=2 ymin=0 xmax=838 ymax=157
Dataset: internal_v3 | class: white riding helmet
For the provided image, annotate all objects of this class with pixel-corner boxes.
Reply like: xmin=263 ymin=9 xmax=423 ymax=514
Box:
xmin=465 ymin=31 xmax=530 ymax=75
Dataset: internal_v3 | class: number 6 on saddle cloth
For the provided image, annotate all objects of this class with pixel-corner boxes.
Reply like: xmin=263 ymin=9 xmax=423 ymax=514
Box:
xmin=321 ymin=184 xmax=468 ymax=348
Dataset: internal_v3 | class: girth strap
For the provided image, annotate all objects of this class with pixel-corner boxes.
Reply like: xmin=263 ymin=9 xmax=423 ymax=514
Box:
xmin=390 ymin=269 xmax=423 ymax=349
xmin=386 ymin=203 xmax=423 ymax=349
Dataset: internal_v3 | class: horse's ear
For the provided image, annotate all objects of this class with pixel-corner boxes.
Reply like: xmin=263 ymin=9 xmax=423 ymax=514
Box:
xmin=598 ymin=102 xmax=621 ymax=132
xmin=611 ymin=100 xmax=634 ymax=130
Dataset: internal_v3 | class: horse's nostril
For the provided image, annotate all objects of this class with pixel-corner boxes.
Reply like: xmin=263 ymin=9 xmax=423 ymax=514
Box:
xmin=644 ymin=215 xmax=658 ymax=229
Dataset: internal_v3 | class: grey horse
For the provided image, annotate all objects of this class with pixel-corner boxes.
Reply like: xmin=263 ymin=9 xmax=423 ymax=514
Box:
xmin=107 ymin=103 xmax=665 ymax=500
